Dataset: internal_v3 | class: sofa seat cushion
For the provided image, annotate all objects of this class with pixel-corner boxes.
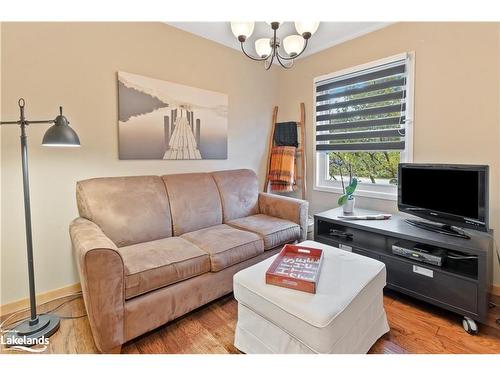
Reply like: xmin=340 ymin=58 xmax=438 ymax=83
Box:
xmin=181 ymin=224 xmax=264 ymax=272
xmin=117 ymin=237 xmax=211 ymax=299
xmin=227 ymin=214 xmax=301 ymax=250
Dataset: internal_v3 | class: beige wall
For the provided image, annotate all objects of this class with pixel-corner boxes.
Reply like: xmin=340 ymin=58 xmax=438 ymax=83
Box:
xmin=276 ymin=22 xmax=500 ymax=285
xmin=2 ymin=22 xmax=499 ymax=305
xmin=0 ymin=23 xmax=278 ymax=304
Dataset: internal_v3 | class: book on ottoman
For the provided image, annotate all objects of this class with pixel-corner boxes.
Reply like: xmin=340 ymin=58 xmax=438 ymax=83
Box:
xmin=265 ymin=244 xmax=324 ymax=293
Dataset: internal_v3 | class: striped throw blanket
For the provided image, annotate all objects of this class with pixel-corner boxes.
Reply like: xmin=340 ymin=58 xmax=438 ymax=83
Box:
xmin=268 ymin=146 xmax=296 ymax=192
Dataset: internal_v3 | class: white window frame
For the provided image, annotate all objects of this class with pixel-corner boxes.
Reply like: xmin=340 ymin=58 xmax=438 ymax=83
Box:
xmin=313 ymin=52 xmax=415 ymax=201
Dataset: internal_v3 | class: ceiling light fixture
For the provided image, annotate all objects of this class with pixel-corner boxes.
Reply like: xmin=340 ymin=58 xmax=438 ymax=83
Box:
xmin=230 ymin=21 xmax=320 ymax=70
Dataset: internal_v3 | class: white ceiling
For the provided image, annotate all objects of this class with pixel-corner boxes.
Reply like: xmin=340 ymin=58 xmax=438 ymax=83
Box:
xmin=167 ymin=22 xmax=391 ymax=59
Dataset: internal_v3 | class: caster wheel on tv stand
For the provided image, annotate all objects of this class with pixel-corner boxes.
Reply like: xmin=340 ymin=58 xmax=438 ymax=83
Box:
xmin=462 ymin=316 xmax=478 ymax=335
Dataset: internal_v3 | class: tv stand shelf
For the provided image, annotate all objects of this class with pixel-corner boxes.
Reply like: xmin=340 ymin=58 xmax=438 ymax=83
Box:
xmin=314 ymin=207 xmax=494 ymax=333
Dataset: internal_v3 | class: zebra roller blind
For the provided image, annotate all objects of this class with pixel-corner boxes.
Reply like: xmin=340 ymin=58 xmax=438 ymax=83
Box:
xmin=315 ymin=57 xmax=408 ymax=152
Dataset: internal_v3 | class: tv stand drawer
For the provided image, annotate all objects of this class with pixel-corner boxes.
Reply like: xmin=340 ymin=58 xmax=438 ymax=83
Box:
xmin=381 ymin=255 xmax=478 ymax=315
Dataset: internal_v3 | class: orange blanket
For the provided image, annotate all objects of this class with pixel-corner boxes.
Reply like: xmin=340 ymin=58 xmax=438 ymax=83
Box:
xmin=268 ymin=146 xmax=296 ymax=192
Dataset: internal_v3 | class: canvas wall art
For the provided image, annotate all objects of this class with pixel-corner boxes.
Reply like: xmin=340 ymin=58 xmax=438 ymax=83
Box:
xmin=118 ymin=71 xmax=228 ymax=159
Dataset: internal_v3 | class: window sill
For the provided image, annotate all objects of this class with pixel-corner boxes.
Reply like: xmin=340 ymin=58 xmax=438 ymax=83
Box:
xmin=314 ymin=184 xmax=397 ymax=201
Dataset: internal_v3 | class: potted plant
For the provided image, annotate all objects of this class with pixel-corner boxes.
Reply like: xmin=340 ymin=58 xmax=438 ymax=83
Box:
xmin=337 ymin=162 xmax=358 ymax=214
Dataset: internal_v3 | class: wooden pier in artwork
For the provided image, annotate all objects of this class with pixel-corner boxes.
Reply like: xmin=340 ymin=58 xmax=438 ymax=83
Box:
xmin=163 ymin=108 xmax=202 ymax=160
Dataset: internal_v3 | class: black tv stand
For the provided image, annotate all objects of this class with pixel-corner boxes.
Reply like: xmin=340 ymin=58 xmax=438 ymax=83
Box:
xmin=404 ymin=218 xmax=471 ymax=239
xmin=314 ymin=207 xmax=494 ymax=334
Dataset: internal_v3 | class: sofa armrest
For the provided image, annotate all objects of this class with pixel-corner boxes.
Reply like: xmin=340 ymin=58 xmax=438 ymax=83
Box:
xmin=258 ymin=192 xmax=309 ymax=241
xmin=70 ymin=218 xmax=124 ymax=352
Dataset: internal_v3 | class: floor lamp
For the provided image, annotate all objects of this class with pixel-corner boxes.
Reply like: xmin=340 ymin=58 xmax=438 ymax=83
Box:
xmin=1 ymin=98 xmax=80 ymax=346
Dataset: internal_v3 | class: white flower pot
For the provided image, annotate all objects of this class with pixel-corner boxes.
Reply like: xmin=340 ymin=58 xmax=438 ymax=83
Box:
xmin=343 ymin=197 xmax=355 ymax=214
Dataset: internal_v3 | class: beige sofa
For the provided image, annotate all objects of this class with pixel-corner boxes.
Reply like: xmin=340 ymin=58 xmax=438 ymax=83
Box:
xmin=69 ymin=169 xmax=308 ymax=353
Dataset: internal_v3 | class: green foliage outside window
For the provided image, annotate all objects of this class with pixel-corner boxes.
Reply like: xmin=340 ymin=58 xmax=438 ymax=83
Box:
xmin=328 ymin=151 xmax=400 ymax=185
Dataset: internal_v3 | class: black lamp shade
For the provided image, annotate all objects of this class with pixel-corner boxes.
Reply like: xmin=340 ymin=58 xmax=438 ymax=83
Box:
xmin=42 ymin=114 xmax=80 ymax=147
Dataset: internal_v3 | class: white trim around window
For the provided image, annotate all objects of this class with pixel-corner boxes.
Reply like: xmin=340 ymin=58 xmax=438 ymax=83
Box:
xmin=313 ymin=52 xmax=415 ymax=201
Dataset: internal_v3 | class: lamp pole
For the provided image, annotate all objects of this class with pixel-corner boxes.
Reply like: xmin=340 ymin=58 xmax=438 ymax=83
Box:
xmin=20 ymin=100 xmax=38 ymax=323
xmin=1 ymin=98 xmax=80 ymax=346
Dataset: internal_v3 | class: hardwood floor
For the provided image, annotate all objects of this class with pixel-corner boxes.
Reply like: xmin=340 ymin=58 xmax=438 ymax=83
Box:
xmin=1 ymin=291 xmax=499 ymax=354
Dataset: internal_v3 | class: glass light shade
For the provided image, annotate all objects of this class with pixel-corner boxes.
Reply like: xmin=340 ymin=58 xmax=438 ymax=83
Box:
xmin=255 ymin=38 xmax=272 ymax=58
xmin=295 ymin=21 xmax=320 ymax=36
xmin=283 ymin=35 xmax=305 ymax=56
xmin=230 ymin=22 xmax=255 ymax=39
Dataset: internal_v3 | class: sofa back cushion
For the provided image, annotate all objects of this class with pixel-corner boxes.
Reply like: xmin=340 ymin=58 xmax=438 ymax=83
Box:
xmin=76 ymin=176 xmax=172 ymax=247
xmin=162 ymin=173 xmax=223 ymax=236
xmin=211 ymin=169 xmax=259 ymax=222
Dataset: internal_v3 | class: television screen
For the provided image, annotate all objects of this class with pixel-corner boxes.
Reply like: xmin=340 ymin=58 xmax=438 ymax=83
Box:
xmin=398 ymin=164 xmax=488 ymax=231
xmin=401 ymin=168 xmax=479 ymax=218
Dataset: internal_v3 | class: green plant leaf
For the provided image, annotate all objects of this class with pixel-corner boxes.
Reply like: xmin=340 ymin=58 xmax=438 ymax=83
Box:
xmin=337 ymin=194 xmax=348 ymax=206
xmin=345 ymin=178 xmax=358 ymax=195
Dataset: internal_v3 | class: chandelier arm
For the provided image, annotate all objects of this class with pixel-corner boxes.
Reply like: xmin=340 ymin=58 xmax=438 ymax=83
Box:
xmin=276 ymin=38 xmax=309 ymax=61
xmin=238 ymin=25 xmax=312 ymax=69
xmin=240 ymin=42 xmax=269 ymax=62
xmin=264 ymin=48 xmax=276 ymax=70
xmin=265 ymin=28 xmax=280 ymax=69
xmin=276 ymin=53 xmax=294 ymax=69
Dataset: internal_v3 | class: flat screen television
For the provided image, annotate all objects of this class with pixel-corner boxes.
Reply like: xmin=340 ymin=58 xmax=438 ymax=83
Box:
xmin=398 ymin=163 xmax=489 ymax=237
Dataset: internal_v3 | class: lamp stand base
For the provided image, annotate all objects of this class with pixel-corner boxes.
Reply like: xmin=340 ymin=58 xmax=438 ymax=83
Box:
xmin=3 ymin=313 xmax=60 ymax=347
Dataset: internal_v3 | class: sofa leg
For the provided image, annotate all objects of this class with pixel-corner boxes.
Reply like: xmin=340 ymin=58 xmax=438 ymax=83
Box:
xmin=104 ymin=345 xmax=122 ymax=354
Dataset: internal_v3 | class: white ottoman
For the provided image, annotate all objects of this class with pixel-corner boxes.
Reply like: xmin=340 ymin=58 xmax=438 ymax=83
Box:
xmin=233 ymin=240 xmax=389 ymax=354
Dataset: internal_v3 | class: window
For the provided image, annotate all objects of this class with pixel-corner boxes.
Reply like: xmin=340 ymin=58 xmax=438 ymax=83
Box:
xmin=314 ymin=52 xmax=414 ymax=200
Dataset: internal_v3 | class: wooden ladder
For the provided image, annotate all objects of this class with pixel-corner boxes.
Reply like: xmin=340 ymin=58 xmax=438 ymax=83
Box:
xmin=263 ymin=103 xmax=306 ymax=200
